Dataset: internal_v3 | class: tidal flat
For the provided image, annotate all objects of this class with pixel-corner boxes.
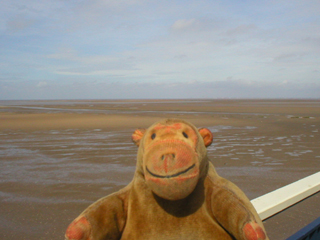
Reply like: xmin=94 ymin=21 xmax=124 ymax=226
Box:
xmin=0 ymin=99 xmax=319 ymax=239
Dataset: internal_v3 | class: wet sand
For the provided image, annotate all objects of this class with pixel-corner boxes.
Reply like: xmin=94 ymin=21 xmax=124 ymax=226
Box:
xmin=0 ymin=99 xmax=319 ymax=239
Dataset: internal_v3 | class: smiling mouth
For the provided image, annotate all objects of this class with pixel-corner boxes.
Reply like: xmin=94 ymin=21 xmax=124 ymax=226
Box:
xmin=146 ymin=164 xmax=196 ymax=178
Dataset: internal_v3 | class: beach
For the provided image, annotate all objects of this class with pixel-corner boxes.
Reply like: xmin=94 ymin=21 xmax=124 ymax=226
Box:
xmin=0 ymin=99 xmax=319 ymax=239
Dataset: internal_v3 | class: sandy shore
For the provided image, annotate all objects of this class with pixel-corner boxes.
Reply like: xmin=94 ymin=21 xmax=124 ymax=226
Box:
xmin=0 ymin=99 xmax=319 ymax=239
xmin=2 ymin=99 xmax=319 ymax=132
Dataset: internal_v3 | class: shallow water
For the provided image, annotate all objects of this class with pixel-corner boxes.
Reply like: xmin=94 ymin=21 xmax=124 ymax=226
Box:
xmin=1 ymin=125 xmax=318 ymax=202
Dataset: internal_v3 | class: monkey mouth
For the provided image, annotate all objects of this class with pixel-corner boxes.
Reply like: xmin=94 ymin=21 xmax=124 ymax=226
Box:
xmin=146 ymin=164 xmax=196 ymax=179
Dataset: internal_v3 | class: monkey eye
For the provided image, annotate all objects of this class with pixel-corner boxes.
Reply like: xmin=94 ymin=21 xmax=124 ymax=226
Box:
xmin=182 ymin=132 xmax=188 ymax=138
xmin=151 ymin=133 xmax=156 ymax=140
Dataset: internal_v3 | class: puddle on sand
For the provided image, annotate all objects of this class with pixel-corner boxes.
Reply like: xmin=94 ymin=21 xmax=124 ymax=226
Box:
xmin=0 ymin=129 xmax=137 ymax=204
xmin=207 ymin=125 xmax=319 ymax=169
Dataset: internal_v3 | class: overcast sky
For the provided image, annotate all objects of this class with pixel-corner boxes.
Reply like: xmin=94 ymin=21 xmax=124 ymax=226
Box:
xmin=0 ymin=0 xmax=319 ymax=100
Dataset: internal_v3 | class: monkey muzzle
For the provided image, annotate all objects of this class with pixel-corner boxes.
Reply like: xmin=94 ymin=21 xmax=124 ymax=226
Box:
xmin=144 ymin=140 xmax=200 ymax=200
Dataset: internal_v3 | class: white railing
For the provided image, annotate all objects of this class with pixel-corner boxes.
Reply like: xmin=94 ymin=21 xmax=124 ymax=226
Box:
xmin=251 ymin=171 xmax=320 ymax=220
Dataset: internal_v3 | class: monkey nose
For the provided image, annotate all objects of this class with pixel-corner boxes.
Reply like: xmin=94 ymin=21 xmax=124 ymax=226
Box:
xmin=161 ymin=153 xmax=176 ymax=161
xmin=160 ymin=153 xmax=176 ymax=174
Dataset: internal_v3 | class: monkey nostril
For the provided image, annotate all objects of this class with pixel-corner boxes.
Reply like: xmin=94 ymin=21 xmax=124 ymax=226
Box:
xmin=161 ymin=154 xmax=175 ymax=160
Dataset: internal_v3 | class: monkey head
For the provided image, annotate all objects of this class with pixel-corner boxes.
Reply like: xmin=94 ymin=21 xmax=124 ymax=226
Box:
xmin=132 ymin=119 xmax=213 ymax=201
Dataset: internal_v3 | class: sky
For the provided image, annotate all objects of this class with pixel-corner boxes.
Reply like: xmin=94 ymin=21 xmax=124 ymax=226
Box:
xmin=0 ymin=0 xmax=319 ymax=100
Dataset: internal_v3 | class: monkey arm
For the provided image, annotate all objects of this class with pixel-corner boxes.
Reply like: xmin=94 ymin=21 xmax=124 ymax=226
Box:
xmin=65 ymin=186 xmax=130 ymax=240
xmin=207 ymin=173 xmax=268 ymax=240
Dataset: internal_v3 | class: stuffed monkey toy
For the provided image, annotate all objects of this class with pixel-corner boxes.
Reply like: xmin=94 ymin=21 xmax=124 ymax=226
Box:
xmin=65 ymin=119 xmax=268 ymax=240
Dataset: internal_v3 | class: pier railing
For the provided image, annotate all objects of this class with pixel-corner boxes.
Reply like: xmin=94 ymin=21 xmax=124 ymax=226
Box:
xmin=250 ymin=171 xmax=320 ymax=240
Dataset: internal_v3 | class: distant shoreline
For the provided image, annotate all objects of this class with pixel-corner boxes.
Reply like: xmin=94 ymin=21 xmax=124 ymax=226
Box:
xmin=1 ymin=99 xmax=319 ymax=132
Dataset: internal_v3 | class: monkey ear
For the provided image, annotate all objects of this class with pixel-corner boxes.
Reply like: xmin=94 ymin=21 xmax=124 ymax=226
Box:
xmin=198 ymin=128 xmax=213 ymax=147
xmin=132 ymin=129 xmax=146 ymax=146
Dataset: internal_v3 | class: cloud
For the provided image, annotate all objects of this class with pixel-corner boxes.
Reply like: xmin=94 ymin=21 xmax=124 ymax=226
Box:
xmin=1 ymin=79 xmax=319 ymax=100
xmin=46 ymin=47 xmax=138 ymax=77
xmin=36 ymin=81 xmax=47 ymax=88
xmin=171 ymin=19 xmax=200 ymax=31
xmin=1 ymin=0 xmax=320 ymax=100
xmin=46 ymin=48 xmax=78 ymax=60
xmin=225 ymin=24 xmax=257 ymax=36
xmin=6 ymin=15 xmax=36 ymax=32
